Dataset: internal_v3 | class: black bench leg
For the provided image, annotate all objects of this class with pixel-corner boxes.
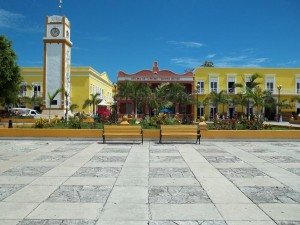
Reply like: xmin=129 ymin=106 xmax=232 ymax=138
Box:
xmin=103 ymin=136 xmax=105 ymax=144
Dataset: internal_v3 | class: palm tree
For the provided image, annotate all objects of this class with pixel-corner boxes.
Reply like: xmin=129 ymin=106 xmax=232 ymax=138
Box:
xmin=235 ymin=73 xmax=262 ymax=119
xmin=70 ymin=103 xmax=79 ymax=113
xmin=48 ymin=88 xmax=62 ymax=121
xmin=117 ymin=80 xmax=135 ymax=114
xmin=246 ymin=87 xmax=273 ymax=118
xmin=134 ymin=83 xmax=152 ymax=116
xmin=82 ymin=93 xmax=101 ymax=114
xmin=233 ymin=93 xmax=248 ymax=118
xmin=64 ymin=90 xmax=70 ymax=121
xmin=207 ymin=90 xmax=228 ymax=117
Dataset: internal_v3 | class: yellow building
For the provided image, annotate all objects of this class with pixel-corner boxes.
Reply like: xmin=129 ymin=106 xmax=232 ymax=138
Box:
xmin=194 ymin=67 xmax=300 ymax=121
xmin=20 ymin=66 xmax=114 ymax=115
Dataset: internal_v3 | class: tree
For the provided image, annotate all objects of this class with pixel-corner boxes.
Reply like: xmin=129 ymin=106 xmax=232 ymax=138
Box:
xmin=201 ymin=61 xmax=214 ymax=67
xmin=235 ymin=73 xmax=262 ymax=118
xmin=162 ymin=83 xmax=192 ymax=114
xmin=134 ymin=83 xmax=152 ymax=116
xmin=70 ymin=104 xmax=79 ymax=112
xmin=207 ymin=90 xmax=228 ymax=115
xmin=0 ymin=35 xmax=23 ymax=108
xmin=82 ymin=93 xmax=101 ymax=114
xmin=48 ymin=88 xmax=62 ymax=121
xmin=117 ymin=80 xmax=135 ymax=114
xmin=64 ymin=90 xmax=70 ymax=121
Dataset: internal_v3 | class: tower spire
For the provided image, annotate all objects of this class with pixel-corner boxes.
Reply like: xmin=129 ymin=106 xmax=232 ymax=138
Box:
xmin=59 ymin=0 xmax=63 ymax=9
xmin=58 ymin=0 xmax=63 ymax=14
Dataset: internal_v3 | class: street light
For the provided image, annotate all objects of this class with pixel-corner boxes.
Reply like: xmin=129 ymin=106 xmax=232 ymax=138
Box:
xmin=32 ymin=82 xmax=37 ymax=110
xmin=196 ymin=83 xmax=200 ymax=120
xmin=277 ymin=84 xmax=282 ymax=122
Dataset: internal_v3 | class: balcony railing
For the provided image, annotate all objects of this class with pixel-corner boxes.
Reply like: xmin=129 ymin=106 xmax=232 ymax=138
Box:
xmin=197 ymin=88 xmax=205 ymax=94
xmin=227 ymin=88 xmax=235 ymax=94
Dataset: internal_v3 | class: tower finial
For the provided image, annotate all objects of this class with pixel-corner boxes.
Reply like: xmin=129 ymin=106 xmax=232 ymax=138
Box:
xmin=59 ymin=0 xmax=62 ymax=9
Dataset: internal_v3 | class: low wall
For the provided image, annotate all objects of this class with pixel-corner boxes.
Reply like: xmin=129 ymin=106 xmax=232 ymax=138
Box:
xmin=0 ymin=128 xmax=299 ymax=139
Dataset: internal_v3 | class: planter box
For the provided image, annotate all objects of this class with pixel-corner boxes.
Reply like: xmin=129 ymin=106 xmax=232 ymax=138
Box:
xmin=0 ymin=129 xmax=101 ymax=138
xmin=0 ymin=128 xmax=299 ymax=139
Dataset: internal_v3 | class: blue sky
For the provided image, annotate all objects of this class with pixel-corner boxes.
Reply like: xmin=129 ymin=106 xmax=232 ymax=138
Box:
xmin=1 ymin=0 xmax=300 ymax=82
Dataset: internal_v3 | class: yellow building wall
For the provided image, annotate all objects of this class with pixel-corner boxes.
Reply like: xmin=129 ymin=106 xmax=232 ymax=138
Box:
xmin=194 ymin=67 xmax=300 ymax=120
xmin=20 ymin=66 xmax=114 ymax=114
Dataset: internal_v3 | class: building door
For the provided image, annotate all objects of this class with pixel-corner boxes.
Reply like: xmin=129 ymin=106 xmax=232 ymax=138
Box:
xmin=210 ymin=107 xmax=217 ymax=120
xmin=229 ymin=107 xmax=234 ymax=119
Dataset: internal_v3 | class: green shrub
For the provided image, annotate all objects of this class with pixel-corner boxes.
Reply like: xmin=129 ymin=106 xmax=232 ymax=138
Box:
xmin=68 ymin=116 xmax=81 ymax=129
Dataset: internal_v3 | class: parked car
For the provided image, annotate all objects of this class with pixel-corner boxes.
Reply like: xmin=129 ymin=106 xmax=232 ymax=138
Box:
xmin=21 ymin=109 xmax=41 ymax=117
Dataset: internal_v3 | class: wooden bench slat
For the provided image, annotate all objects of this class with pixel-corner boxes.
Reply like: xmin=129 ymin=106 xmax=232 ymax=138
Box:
xmin=103 ymin=125 xmax=143 ymax=144
xmin=160 ymin=125 xmax=201 ymax=144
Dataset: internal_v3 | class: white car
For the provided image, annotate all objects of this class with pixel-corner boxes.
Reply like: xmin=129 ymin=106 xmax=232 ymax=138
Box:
xmin=21 ymin=109 xmax=41 ymax=117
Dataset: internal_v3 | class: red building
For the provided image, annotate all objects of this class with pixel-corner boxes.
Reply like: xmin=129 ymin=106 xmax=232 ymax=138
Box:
xmin=117 ymin=62 xmax=194 ymax=117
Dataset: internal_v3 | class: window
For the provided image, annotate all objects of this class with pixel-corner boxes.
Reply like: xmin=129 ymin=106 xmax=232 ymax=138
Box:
xmin=32 ymin=84 xmax=41 ymax=97
xmin=297 ymin=79 xmax=300 ymax=94
xmin=209 ymin=75 xmax=219 ymax=93
xmin=19 ymin=83 xmax=27 ymax=97
xmin=197 ymin=81 xmax=204 ymax=94
xmin=210 ymin=82 xmax=218 ymax=93
xmin=267 ymin=82 xmax=274 ymax=93
xmin=228 ymin=82 xmax=235 ymax=94
xmin=227 ymin=75 xmax=236 ymax=94
xmin=265 ymin=76 xmax=275 ymax=93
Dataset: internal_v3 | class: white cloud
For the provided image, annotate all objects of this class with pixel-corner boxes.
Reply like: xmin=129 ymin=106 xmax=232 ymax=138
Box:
xmin=0 ymin=9 xmax=24 ymax=28
xmin=206 ymin=54 xmax=216 ymax=58
xmin=168 ymin=40 xmax=205 ymax=48
xmin=214 ymin=55 xmax=269 ymax=68
xmin=171 ymin=57 xmax=200 ymax=68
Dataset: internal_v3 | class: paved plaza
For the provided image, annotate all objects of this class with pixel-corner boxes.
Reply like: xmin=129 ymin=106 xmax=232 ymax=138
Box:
xmin=0 ymin=139 xmax=300 ymax=225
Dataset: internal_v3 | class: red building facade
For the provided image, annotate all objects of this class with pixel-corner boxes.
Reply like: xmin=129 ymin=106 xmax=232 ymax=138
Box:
xmin=117 ymin=62 xmax=194 ymax=117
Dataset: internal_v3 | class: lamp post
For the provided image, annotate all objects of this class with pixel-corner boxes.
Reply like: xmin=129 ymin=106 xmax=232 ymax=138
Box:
xmin=32 ymin=82 xmax=37 ymax=110
xmin=114 ymin=83 xmax=117 ymax=123
xmin=196 ymin=83 xmax=200 ymax=121
xmin=277 ymin=84 xmax=282 ymax=122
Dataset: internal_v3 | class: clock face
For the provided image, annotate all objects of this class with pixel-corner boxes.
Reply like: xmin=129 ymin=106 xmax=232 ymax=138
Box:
xmin=50 ymin=27 xmax=60 ymax=37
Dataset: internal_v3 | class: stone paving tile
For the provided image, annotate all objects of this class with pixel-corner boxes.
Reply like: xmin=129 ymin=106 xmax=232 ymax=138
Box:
xmin=149 ymin=221 xmax=227 ymax=225
xmin=1 ymin=140 xmax=300 ymax=223
xmin=15 ymin=220 xmax=96 ymax=225
xmin=195 ymin=148 xmax=227 ymax=154
xmin=259 ymin=156 xmax=300 ymax=163
xmin=100 ymin=148 xmax=131 ymax=153
xmin=218 ymin=168 xmax=269 ymax=179
xmin=204 ymin=156 xmax=243 ymax=163
xmin=242 ymin=148 xmax=276 ymax=154
xmin=89 ymin=156 xmax=127 ymax=162
xmin=149 ymin=167 xmax=194 ymax=178
xmin=1 ymin=166 xmax=53 ymax=176
xmin=287 ymin=168 xmax=300 ymax=176
xmin=150 ymin=148 xmax=179 ymax=153
xmin=0 ymin=184 xmax=25 ymax=200
xmin=33 ymin=155 xmax=70 ymax=162
xmin=150 ymin=156 xmax=185 ymax=163
xmin=270 ymin=143 xmax=299 ymax=147
xmin=5 ymin=146 xmax=38 ymax=153
xmin=73 ymin=167 xmax=121 ymax=177
xmin=47 ymin=185 xmax=112 ymax=203
xmin=276 ymin=221 xmax=300 ymax=225
xmin=149 ymin=186 xmax=211 ymax=203
xmin=240 ymin=186 xmax=300 ymax=203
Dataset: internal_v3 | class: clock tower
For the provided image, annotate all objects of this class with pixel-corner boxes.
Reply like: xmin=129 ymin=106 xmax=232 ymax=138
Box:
xmin=43 ymin=15 xmax=72 ymax=117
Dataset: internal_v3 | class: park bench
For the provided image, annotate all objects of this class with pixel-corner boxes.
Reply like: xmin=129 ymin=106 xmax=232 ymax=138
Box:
xmin=159 ymin=125 xmax=201 ymax=144
xmin=102 ymin=125 xmax=143 ymax=144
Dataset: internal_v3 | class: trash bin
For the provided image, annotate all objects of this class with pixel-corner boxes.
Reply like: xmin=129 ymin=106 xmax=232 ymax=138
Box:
xmin=8 ymin=120 xmax=12 ymax=128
